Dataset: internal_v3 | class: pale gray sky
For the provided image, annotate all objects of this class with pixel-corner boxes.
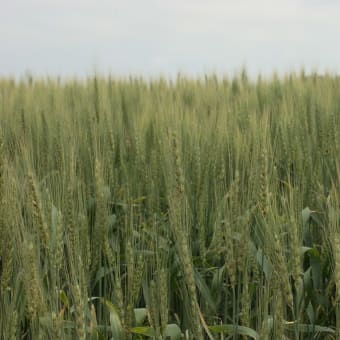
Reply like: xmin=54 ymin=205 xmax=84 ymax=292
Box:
xmin=1 ymin=0 xmax=340 ymax=78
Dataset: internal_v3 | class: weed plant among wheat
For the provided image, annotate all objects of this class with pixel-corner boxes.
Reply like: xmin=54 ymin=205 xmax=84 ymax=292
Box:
xmin=1 ymin=71 xmax=340 ymax=339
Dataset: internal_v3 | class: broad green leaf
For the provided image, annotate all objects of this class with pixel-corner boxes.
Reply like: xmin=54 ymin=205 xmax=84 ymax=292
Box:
xmin=108 ymin=214 xmax=117 ymax=228
xmin=134 ymin=308 xmax=147 ymax=326
xmin=131 ymin=196 xmax=147 ymax=204
xmin=130 ymin=326 xmax=155 ymax=337
xmin=300 ymin=246 xmax=312 ymax=256
xmin=248 ymin=241 xmax=272 ymax=280
xmin=303 ymin=267 xmax=313 ymax=294
xmin=211 ymin=266 xmax=225 ymax=304
xmin=309 ymin=250 xmax=322 ymax=289
xmin=39 ymin=315 xmax=52 ymax=328
xmin=103 ymin=185 xmax=111 ymax=200
xmin=101 ymin=299 xmax=124 ymax=339
xmin=306 ymin=302 xmax=315 ymax=325
xmin=59 ymin=290 xmax=69 ymax=309
xmin=94 ymin=266 xmax=115 ymax=285
xmin=164 ymin=324 xmax=182 ymax=339
xmin=284 ymin=322 xmax=335 ymax=334
xmin=307 ymin=247 xmax=320 ymax=258
xmin=208 ymin=324 xmax=259 ymax=339
xmin=194 ymin=269 xmax=217 ymax=313
xmin=302 ymin=207 xmax=312 ymax=226
xmin=302 ymin=207 xmax=314 ymax=246
xmin=256 ymin=247 xmax=273 ymax=281
xmin=130 ymin=324 xmax=182 ymax=339
xmin=311 ymin=213 xmax=322 ymax=227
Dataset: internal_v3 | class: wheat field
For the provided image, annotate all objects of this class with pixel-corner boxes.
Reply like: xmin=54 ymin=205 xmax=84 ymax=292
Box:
xmin=0 ymin=72 xmax=340 ymax=339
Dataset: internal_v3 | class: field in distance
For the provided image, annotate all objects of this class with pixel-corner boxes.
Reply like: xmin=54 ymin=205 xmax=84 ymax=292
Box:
xmin=0 ymin=72 xmax=339 ymax=339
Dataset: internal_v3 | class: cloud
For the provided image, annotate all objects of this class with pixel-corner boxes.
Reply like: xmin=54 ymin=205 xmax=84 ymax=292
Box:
xmin=1 ymin=0 xmax=340 ymax=77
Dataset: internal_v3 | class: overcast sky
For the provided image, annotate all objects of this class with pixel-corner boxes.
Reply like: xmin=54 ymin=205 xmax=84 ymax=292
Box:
xmin=1 ymin=0 xmax=340 ymax=78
